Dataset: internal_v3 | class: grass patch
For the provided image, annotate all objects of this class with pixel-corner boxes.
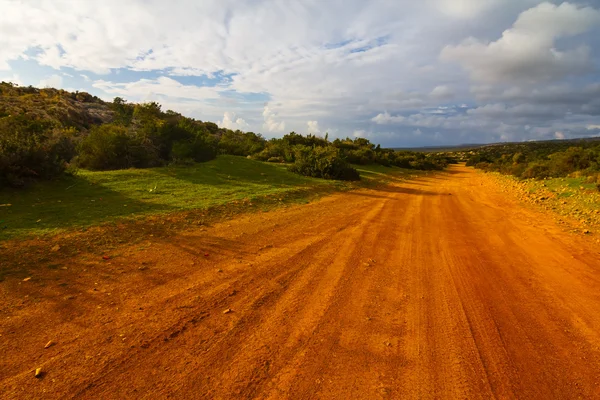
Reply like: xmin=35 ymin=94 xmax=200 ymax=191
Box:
xmin=0 ymin=155 xmax=337 ymax=240
xmin=0 ymin=156 xmax=417 ymax=241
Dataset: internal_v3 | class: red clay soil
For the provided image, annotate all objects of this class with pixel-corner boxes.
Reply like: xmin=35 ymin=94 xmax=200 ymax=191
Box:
xmin=2 ymin=165 xmax=600 ymax=399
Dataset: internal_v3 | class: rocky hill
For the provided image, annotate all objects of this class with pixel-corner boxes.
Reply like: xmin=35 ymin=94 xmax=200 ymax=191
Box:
xmin=0 ymin=82 xmax=113 ymax=130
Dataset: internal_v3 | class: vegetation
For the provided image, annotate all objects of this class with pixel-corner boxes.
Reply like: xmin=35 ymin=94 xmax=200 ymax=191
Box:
xmin=464 ymin=139 xmax=600 ymax=189
xmin=0 ymin=81 xmax=453 ymax=188
xmin=0 ymin=155 xmax=417 ymax=240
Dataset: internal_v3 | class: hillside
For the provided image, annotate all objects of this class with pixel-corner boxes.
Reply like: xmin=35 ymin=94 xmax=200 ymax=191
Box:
xmin=0 ymin=82 xmax=453 ymax=188
xmin=0 ymin=82 xmax=113 ymax=130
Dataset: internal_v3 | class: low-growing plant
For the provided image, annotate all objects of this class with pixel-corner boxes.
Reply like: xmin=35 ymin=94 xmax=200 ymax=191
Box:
xmin=288 ymin=145 xmax=360 ymax=181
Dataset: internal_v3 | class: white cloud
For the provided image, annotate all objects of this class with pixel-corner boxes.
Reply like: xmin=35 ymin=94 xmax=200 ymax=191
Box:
xmin=554 ymin=131 xmax=565 ymax=139
xmin=434 ymin=0 xmax=498 ymax=19
xmin=307 ymin=120 xmax=320 ymax=134
xmin=372 ymin=112 xmax=406 ymax=124
xmin=0 ymin=72 xmax=21 ymax=85
xmin=92 ymin=76 xmax=221 ymax=101
xmin=441 ymin=2 xmax=600 ymax=83
xmin=38 ymin=74 xmax=63 ymax=88
xmin=81 ymin=74 xmax=90 ymax=82
xmin=353 ymin=129 xmax=366 ymax=138
xmin=263 ymin=104 xmax=285 ymax=133
xmin=587 ymin=125 xmax=600 ymax=130
xmin=430 ymin=85 xmax=454 ymax=100
xmin=218 ymin=111 xmax=249 ymax=130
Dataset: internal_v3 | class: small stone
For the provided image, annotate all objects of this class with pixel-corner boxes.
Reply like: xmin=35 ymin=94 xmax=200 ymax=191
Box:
xmin=34 ymin=368 xmax=43 ymax=378
xmin=217 ymin=269 xmax=223 ymax=272
xmin=44 ymin=340 xmax=55 ymax=349
xmin=22 ymin=277 xmax=31 ymax=282
xmin=51 ymin=245 xmax=60 ymax=252
xmin=223 ymin=308 xmax=233 ymax=314
xmin=584 ymin=230 xmax=591 ymax=234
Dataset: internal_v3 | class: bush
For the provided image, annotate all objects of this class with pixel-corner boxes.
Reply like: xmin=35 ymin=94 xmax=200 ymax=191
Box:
xmin=288 ymin=146 xmax=360 ymax=181
xmin=170 ymin=136 xmax=217 ymax=163
xmin=0 ymin=116 xmax=75 ymax=187
xmin=521 ymin=163 xmax=551 ymax=179
xmin=77 ymin=124 xmax=160 ymax=170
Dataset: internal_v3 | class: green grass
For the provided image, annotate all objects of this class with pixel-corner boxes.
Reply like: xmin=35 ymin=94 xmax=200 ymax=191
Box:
xmin=0 ymin=156 xmax=416 ymax=240
xmin=0 ymin=156 xmax=335 ymax=239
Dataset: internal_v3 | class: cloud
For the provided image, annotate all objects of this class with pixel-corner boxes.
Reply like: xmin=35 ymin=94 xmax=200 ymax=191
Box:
xmin=430 ymin=85 xmax=454 ymax=100
xmin=372 ymin=112 xmax=406 ymax=124
xmin=434 ymin=0 xmax=499 ymax=19
xmin=0 ymin=72 xmax=21 ymax=85
xmin=307 ymin=120 xmax=320 ymax=134
xmin=38 ymin=74 xmax=63 ymax=88
xmin=262 ymin=104 xmax=285 ymax=133
xmin=441 ymin=2 xmax=600 ymax=83
xmin=218 ymin=112 xmax=249 ymax=130
xmin=0 ymin=0 xmax=599 ymax=147
xmin=92 ymin=76 xmax=221 ymax=101
xmin=555 ymin=131 xmax=565 ymax=139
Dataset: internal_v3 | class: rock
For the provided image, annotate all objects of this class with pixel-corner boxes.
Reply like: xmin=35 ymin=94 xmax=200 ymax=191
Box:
xmin=44 ymin=340 xmax=55 ymax=349
xmin=217 ymin=269 xmax=223 ymax=272
xmin=583 ymin=230 xmax=591 ymax=234
xmin=22 ymin=277 xmax=31 ymax=282
xmin=34 ymin=368 xmax=43 ymax=378
xmin=223 ymin=308 xmax=233 ymax=314
xmin=51 ymin=245 xmax=60 ymax=252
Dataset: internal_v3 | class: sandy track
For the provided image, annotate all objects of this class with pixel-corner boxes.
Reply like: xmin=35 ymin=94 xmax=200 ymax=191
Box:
xmin=2 ymin=165 xmax=600 ymax=399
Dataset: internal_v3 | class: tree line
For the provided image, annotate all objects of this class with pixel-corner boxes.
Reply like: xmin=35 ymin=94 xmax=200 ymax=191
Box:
xmin=464 ymin=139 xmax=600 ymax=188
xmin=0 ymin=82 xmax=454 ymax=188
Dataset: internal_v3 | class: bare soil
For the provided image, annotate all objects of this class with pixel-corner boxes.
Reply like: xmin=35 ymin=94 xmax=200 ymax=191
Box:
xmin=2 ymin=165 xmax=600 ymax=399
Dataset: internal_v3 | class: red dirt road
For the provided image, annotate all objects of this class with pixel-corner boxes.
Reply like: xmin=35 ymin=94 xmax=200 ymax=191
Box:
xmin=2 ymin=165 xmax=600 ymax=399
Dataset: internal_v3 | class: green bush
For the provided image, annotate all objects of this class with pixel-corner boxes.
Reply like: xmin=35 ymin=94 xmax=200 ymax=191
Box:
xmin=288 ymin=146 xmax=360 ymax=181
xmin=77 ymin=124 xmax=160 ymax=170
xmin=170 ymin=136 xmax=217 ymax=163
xmin=521 ymin=163 xmax=551 ymax=179
xmin=0 ymin=115 xmax=75 ymax=187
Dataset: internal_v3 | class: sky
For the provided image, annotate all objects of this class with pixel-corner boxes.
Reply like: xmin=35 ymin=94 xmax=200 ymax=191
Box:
xmin=1 ymin=0 xmax=600 ymax=147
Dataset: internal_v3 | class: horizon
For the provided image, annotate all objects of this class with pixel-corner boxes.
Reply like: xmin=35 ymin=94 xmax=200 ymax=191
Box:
xmin=1 ymin=0 xmax=599 ymax=147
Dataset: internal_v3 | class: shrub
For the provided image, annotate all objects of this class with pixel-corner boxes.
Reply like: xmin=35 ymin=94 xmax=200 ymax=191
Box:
xmin=288 ymin=146 xmax=360 ymax=181
xmin=0 ymin=116 xmax=75 ymax=187
xmin=521 ymin=162 xmax=551 ymax=179
xmin=77 ymin=124 xmax=160 ymax=170
xmin=170 ymin=136 xmax=217 ymax=163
